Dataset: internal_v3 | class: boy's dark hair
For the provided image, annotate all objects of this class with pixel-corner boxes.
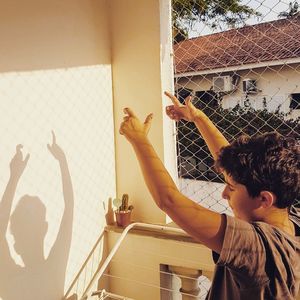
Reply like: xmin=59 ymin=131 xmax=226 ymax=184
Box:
xmin=215 ymin=132 xmax=300 ymax=208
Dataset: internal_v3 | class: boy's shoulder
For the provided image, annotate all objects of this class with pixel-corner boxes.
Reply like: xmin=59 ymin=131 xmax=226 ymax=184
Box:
xmin=210 ymin=213 xmax=300 ymax=300
xmin=289 ymin=204 xmax=300 ymax=230
xmin=215 ymin=213 xmax=300 ymax=272
xmin=222 ymin=213 xmax=300 ymax=258
xmin=251 ymin=207 xmax=300 ymax=245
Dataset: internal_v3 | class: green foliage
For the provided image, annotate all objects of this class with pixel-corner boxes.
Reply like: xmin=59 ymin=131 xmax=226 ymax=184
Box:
xmin=172 ymin=0 xmax=261 ymax=42
xmin=203 ymin=105 xmax=299 ymax=140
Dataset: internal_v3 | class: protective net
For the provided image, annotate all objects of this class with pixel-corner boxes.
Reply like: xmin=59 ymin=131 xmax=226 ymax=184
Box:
xmin=172 ymin=0 xmax=300 ymax=215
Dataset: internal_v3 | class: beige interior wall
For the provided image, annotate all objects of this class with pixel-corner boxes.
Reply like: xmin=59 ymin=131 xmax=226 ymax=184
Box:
xmin=0 ymin=1 xmax=115 ymax=299
xmin=110 ymin=0 xmax=175 ymax=224
xmin=0 ymin=0 xmax=110 ymax=72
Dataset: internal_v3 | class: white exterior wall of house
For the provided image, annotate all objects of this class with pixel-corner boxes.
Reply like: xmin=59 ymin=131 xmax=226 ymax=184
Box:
xmin=176 ymin=64 xmax=300 ymax=119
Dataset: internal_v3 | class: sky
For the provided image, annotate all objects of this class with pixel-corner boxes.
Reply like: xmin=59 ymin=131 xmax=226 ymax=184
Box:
xmin=188 ymin=0 xmax=295 ymax=37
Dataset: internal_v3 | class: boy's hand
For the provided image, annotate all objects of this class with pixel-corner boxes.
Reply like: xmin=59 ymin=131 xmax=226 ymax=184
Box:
xmin=47 ymin=131 xmax=66 ymax=161
xmin=165 ymin=91 xmax=201 ymax=122
xmin=10 ymin=145 xmax=30 ymax=179
xmin=119 ymin=108 xmax=153 ymax=143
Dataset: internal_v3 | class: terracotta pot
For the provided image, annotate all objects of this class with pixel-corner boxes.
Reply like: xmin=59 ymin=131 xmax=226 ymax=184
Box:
xmin=115 ymin=210 xmax=132 ymax=227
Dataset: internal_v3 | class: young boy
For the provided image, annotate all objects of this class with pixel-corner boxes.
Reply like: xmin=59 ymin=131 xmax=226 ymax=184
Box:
xmin=119 ymin=92 xmax=300 ymax=300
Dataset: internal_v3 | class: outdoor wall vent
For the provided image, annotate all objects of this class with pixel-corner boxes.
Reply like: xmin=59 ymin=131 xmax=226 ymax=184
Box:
xmin=243 ymin=79 xmax=258 ymax=94
xmin=212 ymin=76 xmax=233 ymax=93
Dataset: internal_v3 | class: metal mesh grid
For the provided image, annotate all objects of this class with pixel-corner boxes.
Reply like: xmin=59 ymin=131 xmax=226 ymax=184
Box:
xmin=172 ymin=0 xmax=300 ymax=218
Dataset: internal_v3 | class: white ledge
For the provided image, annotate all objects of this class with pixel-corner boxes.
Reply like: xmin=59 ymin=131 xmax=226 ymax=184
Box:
xmin=105 ymin=222 xmax=199 ymax=244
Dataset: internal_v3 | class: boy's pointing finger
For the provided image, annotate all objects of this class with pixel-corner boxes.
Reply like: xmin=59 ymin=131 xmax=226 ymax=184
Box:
xmin=164 ymin=91 xmax=181 ymax=106
xmin=123 ymin=107 xmax=137 ymax=118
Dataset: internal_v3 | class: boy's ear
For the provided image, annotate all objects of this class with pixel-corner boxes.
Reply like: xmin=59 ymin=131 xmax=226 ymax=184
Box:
xmin=259 ymin=191 xmax=276 ymax=208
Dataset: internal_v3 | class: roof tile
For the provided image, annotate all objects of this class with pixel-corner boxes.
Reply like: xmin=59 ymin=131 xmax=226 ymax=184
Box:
xmin=174 ymin=15 xmax=300 ymax=74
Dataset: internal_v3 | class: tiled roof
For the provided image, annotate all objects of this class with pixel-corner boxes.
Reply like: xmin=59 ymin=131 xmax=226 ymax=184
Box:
xmin=174 ymin=15 xmax=300 ymax=74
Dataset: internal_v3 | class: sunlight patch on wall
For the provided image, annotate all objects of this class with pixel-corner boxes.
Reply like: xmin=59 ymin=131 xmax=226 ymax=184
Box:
xmin=0 ymin=64 xmax=115 ymax=296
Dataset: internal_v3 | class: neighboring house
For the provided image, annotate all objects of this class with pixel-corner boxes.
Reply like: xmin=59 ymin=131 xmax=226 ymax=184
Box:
xmin=174 ymin=16 xmax=300 ymax=187
xmin=174 ymin=15 xmax=300 ymax=119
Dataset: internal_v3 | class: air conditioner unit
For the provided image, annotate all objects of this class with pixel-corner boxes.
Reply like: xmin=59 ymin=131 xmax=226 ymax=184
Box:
xmin=243 ymin=79 xmax=257 ymax=94
xmin=213 ymin=76 xmax=233 ymax=93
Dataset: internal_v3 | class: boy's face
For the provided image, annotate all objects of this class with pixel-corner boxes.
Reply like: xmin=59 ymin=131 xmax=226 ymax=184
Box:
xmin=222 ymin=174 xmax=261 ymax=222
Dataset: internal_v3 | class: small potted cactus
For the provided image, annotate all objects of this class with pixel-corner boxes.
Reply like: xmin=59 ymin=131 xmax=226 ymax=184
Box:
xmin=114 ymin=194 xmax=134 ymax=227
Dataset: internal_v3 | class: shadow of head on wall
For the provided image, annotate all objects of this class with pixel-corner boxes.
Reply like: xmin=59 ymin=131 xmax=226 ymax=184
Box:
xmin=10 ymin=195 xmax=48 ymax=266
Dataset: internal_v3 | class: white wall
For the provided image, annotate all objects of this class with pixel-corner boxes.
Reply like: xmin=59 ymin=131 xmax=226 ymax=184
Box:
xmin=0 ymin=1 xmax=115 ymax=299
xmin=222 ymin=66 xmax=300 ymax=117
xmin=110 ymin=0 xmax=175 ymax=224
xmin=176 ymin=65 xmax=300 ymax=118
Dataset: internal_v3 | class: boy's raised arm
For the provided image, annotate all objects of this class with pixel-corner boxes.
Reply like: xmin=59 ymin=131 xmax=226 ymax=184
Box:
xmin=0 ymin=145 xmax=29 ymax=266
xmin=120 ymin=108 xmax=226 ymax=253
